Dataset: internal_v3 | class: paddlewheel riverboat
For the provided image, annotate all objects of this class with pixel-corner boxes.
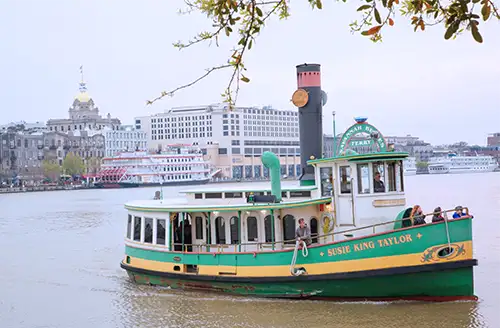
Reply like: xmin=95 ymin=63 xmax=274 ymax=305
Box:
xmin=120 ymin=116 xmax=478 ymax=301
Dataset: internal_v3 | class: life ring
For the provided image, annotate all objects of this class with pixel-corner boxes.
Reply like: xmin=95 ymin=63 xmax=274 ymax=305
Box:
xmin=321 ymin=212 xmax=335 ymax=234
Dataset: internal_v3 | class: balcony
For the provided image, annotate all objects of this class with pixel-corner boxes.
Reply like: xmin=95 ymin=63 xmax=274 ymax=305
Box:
xmin=49 ymin=145 xmax=57 ymax=150
xmin=63 ymin=144 xmax=71 ymax=150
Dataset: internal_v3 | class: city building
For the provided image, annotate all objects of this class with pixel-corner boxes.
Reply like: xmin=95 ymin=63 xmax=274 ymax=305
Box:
xmin=135 ymin=104 xmax=301 ymax=179
xmin=104 ymin=125 xmax=148 ymax=157
xmin=0 ymin=121 xmax=47 ymax=134
xmin=46 ymin=76 xmax=121 ymax=133
xmin=487 ymin=133 xmax=500 ymax=147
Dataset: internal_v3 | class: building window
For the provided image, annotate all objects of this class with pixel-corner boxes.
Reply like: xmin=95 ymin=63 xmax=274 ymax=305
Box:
xmin=218 ymin=148 xmax=227 ymax=155
xmin=232 ymin=148 xmax=241 ymax=154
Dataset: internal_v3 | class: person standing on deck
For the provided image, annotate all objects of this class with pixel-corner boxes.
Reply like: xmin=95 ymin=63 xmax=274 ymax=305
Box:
xmin=295 ymin=218 xmax=312 ymax=248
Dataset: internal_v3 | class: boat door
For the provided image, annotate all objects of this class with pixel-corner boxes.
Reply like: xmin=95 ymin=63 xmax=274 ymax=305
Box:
xmin=336 ymin=164 xmax=356 ymax=226
xmin=214 ymin=216 xmax=237 ymax=275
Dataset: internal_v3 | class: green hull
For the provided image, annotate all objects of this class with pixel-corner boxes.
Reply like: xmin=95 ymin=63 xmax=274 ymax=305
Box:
xmin=121 ymin=218 xmax=478 ymax=301
xmin=123 ymin=264 xmax=476 ymax=301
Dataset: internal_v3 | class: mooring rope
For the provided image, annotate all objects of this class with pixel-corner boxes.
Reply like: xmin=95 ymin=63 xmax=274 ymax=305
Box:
xmin=290 ymin=239 xmax=308 ymax=276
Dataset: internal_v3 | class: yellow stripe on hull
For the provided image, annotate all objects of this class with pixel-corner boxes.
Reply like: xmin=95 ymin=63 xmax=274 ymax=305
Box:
xmin=124 ymin=241 xmax=473 ymax=277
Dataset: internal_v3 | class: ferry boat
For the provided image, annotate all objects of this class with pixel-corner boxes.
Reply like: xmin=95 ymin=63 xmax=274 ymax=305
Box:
xmin=403 ymin=156 xmax=417 ymax=176
xmin=120 ymin=118 xmax=478 ymax=301
xmin=428 ymin=153 xmax=498 ymax=175
xmin=95 ymin=145 xmax=213 ymax=188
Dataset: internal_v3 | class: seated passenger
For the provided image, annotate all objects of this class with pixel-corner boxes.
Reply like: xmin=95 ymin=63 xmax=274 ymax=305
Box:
xmin=373 ymin=172 xmax=385 ymax=193
xmin=431 ymin=207 xmax=445 ymax=223
xmin=452 ymin=206 xmax=467 ymax=219
xmin=295 ymin=218 xmax=312 ymax=247
xmin=410 ymin=205 xmax=426 ymax=225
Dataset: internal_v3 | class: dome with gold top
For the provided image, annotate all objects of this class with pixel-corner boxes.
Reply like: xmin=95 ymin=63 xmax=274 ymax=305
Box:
xmin=74 ymin=81 xmax=92 ymax=103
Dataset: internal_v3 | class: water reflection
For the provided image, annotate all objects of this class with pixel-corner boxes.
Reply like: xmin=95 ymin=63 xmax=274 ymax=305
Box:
xmin=116 ymin=283 xmax=485 ymax=328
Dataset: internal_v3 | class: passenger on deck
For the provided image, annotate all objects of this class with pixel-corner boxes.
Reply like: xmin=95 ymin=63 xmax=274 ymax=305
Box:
xmin=153 ymin=191 xmax=161 ymax=200
xmin=431 ymin=207 xmax=445 ymax=223
xmin=452 ymin=206 xmax=467 ymax=219
xmin=373 ymin=172 xmax=385 ymax=193
xmin=410 ymin=205 xmax=426 ymax=225
xmin=295 ymin=218 xmax=312 ymax=247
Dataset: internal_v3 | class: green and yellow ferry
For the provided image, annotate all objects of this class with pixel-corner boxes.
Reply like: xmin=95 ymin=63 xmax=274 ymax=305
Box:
xmin=120 ymin=118 xmax=478 ymax=302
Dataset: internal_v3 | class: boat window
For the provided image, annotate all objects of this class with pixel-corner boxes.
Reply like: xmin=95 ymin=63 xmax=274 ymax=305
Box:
xmin=339 ymin=166 xmax=351 ymax=194
xmin=320 ymin=167 xmax=333 ymax=196
xmin=156 ymin=219 xmax=166 ymax=245
xmin=133 ymin=216 xmax=141 ymax=241
xmin=247 ymin=216 xmax=258 ymax=241
xmin=387 ymin=162 xmax=397 ymax=192
xmin=357 ymin=164 xmax=370 ymax=194
xmin=144 ymin=217 xmax=153 ymax=244
xmin=206 ymin=193 xmax=223 ymax=199
xmin=126 ymin=214 xmax=132 ymax=239
xmin=399 ymin=161 xmax=405 ymax=192
xmin=194 ymin=193 xmax=202 ymax=199
xmin=264 ymin=215 xmax=274 ymax=242
xmin=215 ymin=216 xmax=226 ymax=244
xmin=195 ymin=216 xmax=203 ymax=239
xmin=372 ymin=162 xmax=386 ymax=193
xmin=225 ymin=192 xmax=243 ymax=198
xmin=310 ymin=217 xmax=318 ymax=243
xmin=230 ymin=216 xmax=239 ymax=244
xmin=281 ymin=191 xmax=287 ymax=198
xmin=289 ymin=191 xmax=311 ymax=198
xmin=282 ymin=214 xmax=296 ymax=244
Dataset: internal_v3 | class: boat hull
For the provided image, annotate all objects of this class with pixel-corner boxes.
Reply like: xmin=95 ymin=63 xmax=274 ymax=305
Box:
xmin=121 ymin=217 xmax=477 ymax=301
xmin=122 ymin=261 xmax=476 ymax=301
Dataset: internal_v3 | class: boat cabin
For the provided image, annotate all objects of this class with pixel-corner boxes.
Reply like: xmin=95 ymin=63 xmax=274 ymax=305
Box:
xmin=123 ymin=117 xmax=412 ymax=270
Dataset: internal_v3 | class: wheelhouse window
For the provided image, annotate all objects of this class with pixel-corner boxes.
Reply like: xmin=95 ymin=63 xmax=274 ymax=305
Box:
xmin=133 ymin=216 xmax=141 ymax=241
xmin=215 ymin=216 xmax=226 ymax=244
xmin=195 ymin=216 xmax=203 ymax=239
xmin=156 ymin=219 xmax=166 ymax=245
xmin=339 ymin=166 xmax=351 ymax=194
xmin=357 ymin=164 xmax=370 ymax=194
xmin=387 ymin=162 xmax=397 ymax=192
xmin=144 ymin=217 xmax=153 ymax=244
xmin=247 ymin=216 xmax=258 ymax=241
xmin=230 ymin=216 xmax=239 ymax=244
xmin=320 ymin=167 xmax=333 ymax=196
xmin=126 ymin=214 xmax=132 ymax=239
xmin=399 ymin=161 xmax=405 ymax=192
xmin=372 ymin=162 xmax=386 ymax=193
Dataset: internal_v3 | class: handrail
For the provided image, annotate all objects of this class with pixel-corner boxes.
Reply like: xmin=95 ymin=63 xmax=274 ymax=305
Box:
xmin=158 ymin=207 xmax=471 ymax=253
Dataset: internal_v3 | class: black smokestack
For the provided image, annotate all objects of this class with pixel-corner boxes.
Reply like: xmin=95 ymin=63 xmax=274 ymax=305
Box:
xmin=294 ymin=63 xmax=323 ymax=186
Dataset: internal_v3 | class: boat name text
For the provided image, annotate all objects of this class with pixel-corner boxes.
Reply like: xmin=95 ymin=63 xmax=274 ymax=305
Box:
xmin=327 ymin=234 xmax=413 ymax=256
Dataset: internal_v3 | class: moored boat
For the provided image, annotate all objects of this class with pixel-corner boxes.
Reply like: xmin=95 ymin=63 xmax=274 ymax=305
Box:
xmin=120 ymin=117 xmax=478 ymax=301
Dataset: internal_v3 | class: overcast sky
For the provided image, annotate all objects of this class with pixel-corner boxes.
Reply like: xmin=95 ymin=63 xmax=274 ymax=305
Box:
xmin=1 ymin=0 xmax=499 ymax=145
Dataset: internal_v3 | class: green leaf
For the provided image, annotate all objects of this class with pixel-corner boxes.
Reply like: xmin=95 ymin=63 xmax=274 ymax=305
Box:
xmin=382 ymin=0 xmax=388 ymax=7
xmin=444 ymin=22 xmax=459 ymax=40
xmin=374 ymin=8 xmax=382 ymax=24
xmin=357 ymin=5 xmax=371 ymax=11
xmin=241 ymin=76 xmax=250 ymax=83
xmin=256 ymin=6 xmax=263 ymax=17
xmin=225 ymin=27 xmax=232 ymax=36
xmin=317 ymin=0 xmax=323 ymax=9
xmin=471 ymin=22 xmax=483 ymax=43
xmin=248 ymin=39 xmax=253 ymax=50
xmin=481 ymin=4 xmax=491 ymax=20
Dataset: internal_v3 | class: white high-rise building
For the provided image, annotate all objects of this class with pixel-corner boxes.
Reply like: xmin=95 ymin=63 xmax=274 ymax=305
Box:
xmin=104 ymin=125 xmax=148 ymax=157
xmin=135 ymin=104 xmax=301 ymax=179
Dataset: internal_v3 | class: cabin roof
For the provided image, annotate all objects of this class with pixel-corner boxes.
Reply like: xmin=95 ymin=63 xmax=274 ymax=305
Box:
xmin=307 ymin=151 xmax=409 ymax=165
xmin=125 ymin=197 xmax=330 ymax=213
xmin=180 ymin=184 xmax=316 ymax=194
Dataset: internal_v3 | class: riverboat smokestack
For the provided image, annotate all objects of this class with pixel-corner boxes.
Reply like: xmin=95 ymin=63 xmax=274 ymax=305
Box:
xmin=293 ymin=63 xmax=324 ymax=186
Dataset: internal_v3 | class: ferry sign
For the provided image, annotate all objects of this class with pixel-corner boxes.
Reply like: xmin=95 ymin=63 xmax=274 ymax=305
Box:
xmin=337 ymin=121 xmax=387 ymax=155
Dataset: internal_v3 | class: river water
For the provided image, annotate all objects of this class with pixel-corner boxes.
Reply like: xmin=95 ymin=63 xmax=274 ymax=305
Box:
xmin=0 ymin=173 xmax=499 ymax=328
